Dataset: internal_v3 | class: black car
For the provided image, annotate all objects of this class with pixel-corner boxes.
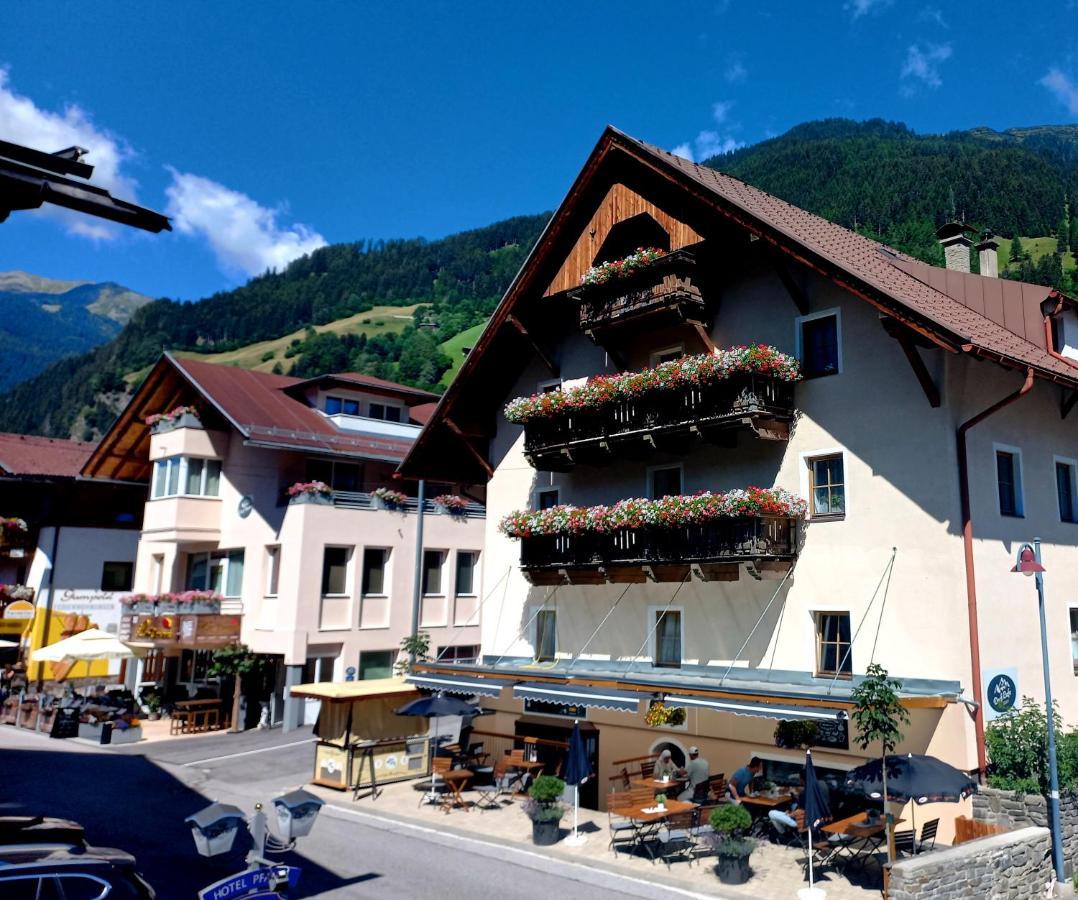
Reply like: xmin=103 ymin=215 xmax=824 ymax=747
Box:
xmin=0 ymin=845 xmax=156 ymax=898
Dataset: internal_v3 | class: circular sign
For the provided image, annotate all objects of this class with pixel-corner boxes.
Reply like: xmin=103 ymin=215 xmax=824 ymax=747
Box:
xmin=987 ymin=673 xmax=1017 ymax=715
xmin=238 ymin=495 xmax=254 ymax=519
xmin=2 ymin=600 xmax=34 ymax=620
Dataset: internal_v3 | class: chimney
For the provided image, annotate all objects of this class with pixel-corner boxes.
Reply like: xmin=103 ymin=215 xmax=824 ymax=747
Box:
xmin=936 ymin=222 xmax=973 ymax=273
xmin=976 ymin=229 xmax=999 ymax=278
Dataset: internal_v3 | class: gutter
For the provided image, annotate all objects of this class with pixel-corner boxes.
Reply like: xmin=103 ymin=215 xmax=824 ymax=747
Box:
xmin=956 ymin=365 xmax=1034 ymax=779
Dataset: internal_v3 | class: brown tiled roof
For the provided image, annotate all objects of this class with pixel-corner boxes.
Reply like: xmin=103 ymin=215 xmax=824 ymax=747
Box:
xmin=284 ymin=372 xmax=440 ymax=402
xmin=409 ymin=402 xmax=437 ymax=426
xmin=0 ymin=432 xmax=94 ymax=477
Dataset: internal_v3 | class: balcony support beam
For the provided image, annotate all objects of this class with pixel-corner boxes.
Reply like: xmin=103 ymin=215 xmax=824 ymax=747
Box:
xmin=445 ymin=418 xmax=493 ymax=479
xmin=895 ymin=331 xmax=941 ymax=408
xmin=770 ymin=253 xmax=810 ymax=316
xmin=1062 ymin=389 xmax=1078 ymax=420
xmin=690 ymin=321 xmax=717 ymax=355
xmin=507 ymin=314 xmax=558 ymax=377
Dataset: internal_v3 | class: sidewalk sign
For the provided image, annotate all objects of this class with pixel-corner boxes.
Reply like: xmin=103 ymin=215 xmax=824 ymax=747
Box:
xmin=198 ymin=865 xmax=301 ymax=900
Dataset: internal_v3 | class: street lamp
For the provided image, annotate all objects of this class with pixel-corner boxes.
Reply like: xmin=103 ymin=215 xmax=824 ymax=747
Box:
xmin=1011 ymin=539 xmax=1064 ymax=883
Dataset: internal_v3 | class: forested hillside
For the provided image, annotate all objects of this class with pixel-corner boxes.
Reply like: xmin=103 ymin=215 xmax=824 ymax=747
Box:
xmin=5 ymin=118 xmax=1078 ymax=440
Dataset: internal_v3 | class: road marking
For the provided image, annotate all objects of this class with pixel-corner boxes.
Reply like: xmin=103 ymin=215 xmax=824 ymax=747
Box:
xmin=180 ymin=737 xmax=316 ymax=767
xmin=323 ymin=803 xmax=713 ymax=899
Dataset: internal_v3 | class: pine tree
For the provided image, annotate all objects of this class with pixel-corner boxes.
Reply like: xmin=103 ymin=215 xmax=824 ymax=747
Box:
xmin=1070 ymin=219 xmax=1078 ymax=256
xmin=1009 ymin=236 xmax=1024 ymax=264
xmin=1059 ymin=218 xmax=1070 ymax=256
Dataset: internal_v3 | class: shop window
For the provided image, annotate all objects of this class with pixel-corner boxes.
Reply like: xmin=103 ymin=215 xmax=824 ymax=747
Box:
xmin=362 ymin=548 xmax=388 ymax=596
xmin=808 ymin=454 xmax=845 ymax=518
xmin=437 ymin=644 xmax=480 ymax=664
xmin=178 ymin=648 xmax=215 ymax=684
xmin=797 ymin=310 xmax=841 ymax=378
xmin=995 ymin=446 xmax=1024 ymax=518
xmin=653 ymin=609 xmax=682 ymax=668
xmin=1057 ymin=459 xmax=1078 ymax=524
xmin=455 ymin=551 xmax=478 ymax=596
xmin=100 ymin=561 xmax=133 ymax=592
xmin=359 ymin=649 xmax=395 ymax=680
xmin=815 ymin=612 xmax=852 ymax=677
xmin=649 ymin=464 xmax=683 ymax=500
xmin=535 ymin=609 xmax=557 ymax=662
xmin=321 ymin=546 xmax=351 ymax=596
xmin=422 ymin=550 xmax=445 ymax=596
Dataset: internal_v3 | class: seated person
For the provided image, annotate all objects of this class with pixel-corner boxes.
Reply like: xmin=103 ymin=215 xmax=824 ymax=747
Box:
xmin=677 ymin=746 xmax=709 ymax=801
xmin=653 ymin=749 xmax=679 ymax=781
xmin=726 ymin=756 xmax=762 ymax=803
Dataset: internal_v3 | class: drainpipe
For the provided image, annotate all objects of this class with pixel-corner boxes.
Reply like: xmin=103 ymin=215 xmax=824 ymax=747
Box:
xmin=34 ymin=524 xmax=61 ymax=692
xmin=409 ymin=479 xmax=426 ymax=667
xmin=956 ymin=366 xmax=1034 ymax=779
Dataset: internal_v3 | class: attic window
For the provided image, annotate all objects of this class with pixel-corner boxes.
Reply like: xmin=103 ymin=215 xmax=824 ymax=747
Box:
xmin=1051 ymin=310 xmax=1078 ymax=361
xmin=593 ymin=213 xmax=670 ymax=266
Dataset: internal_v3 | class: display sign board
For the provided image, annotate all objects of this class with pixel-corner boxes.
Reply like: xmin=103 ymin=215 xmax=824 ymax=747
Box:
xmin=50 ymin=708 xmax=80 ymax=739
xmin=52 ymin=590 xmax=122 ymax=635
xmin=983 ymin=667 xmax=1019 ymax=722
xmin=121 ymin=614 xmax=241 ymax=647
xmin=523 ymin=698 xmax=588 ymax=719
xmin=814 ymin=716 xmax=849 ymax=751
xmin=198 ymin=866 xmax=301 ymax=900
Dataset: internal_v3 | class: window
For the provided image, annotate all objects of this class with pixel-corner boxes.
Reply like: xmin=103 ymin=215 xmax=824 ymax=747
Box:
xmin=368 ymin=401 xmax=402 ymax=421
xmin=650 ymin=345 xmax=684 ymax=366
xmin=422 ymin=550 xmax=445 ymax=595
xmin=654 ymin=609 xmax=682 ymax=668
xmin=304 ymin=656 xmax=335 ymax=684
xmin=362 ymin=548 xmax=388 ymax=596
xmin=305 ymin=459 xmax=363 ymax=492
xmin=797 ymin=310 xmax=841 ymax=378
xmin=538 ymin=379 xmax=562 ymax=394
xmin=151 ymin=553 xmax=165 ymax=593
xmin=1071 ymin=609 xmax=1078 ymax=675
xmin=100 ymin=561 xmax=133 ymax=592
xmin=186 ymin=550 xmax=244 ymax=596
xmin=649 ymin=464 xmax=683 ymax=499
xmin=178 ymin=648 xmax=215 ymax=683
xmin=437 ymin=644 xmax=480 ymax=664
xmin=995 ymin=447 xmax=1024 ymax=518
xmin=816 ymin=612 xmax=852 ymax=677
xmin=321 ymin=547 xmax=351 ymax=596
xmin=151 ymin=456 xmax=221 ymax=498
xmin=455 ymin=551 xmax=478 ymax=596
xmin=359 ymin=649 xmax=395 ymax=680
xmin=535 ymin=609 xmax=557 ymax=662
xmin=265 ymin=546 xmax=280 ymax=596
xmin=385 ymin=405 xmax=401 ymax=422
xmin=809 ymin=454 xmax=845 ymax=518
xmin=1057 ymin=459 xmax=1078 ymax=524
xmin=53 ymin=874 xmax=112 ymax=899
xmin=536 ymin=488 xmax=559 ymax=510
xmin=326 ymin=396 xmax=359 ymax=416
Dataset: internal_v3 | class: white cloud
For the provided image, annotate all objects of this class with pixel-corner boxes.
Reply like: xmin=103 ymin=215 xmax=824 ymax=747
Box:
xmin=670 ymin=143 xmax=694 ymax=161
xmin=165 ymin=168 xmax=327 ymax=279
xmin=725 ymin=60 xmax=747 ymax=84
xmin=1041 ymin=68 xmax=1078 ymax=115
xmin=0 ymin=67 xmax=138 ymax=239
xmin=847 ymin=0 xmax=892 ymax=18
xmin=900 ymin=42 xmax=952 ymax=91
xmin=712 ymin=100 xmax=734 ymax=125
xmin=672 ymin=100 xmax=744 ymax=163
xmin=917 ymin=6 xmax=948 ymax=27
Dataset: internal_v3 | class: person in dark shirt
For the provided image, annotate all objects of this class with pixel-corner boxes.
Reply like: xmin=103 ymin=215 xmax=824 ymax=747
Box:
xmin=726 ymin=756 xmax=762 ymax=803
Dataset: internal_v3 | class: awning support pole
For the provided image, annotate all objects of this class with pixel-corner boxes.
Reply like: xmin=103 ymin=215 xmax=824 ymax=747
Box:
xmin=719 ymin=563 xmax=794 ymax=686
xmin=827 ymin=548 xmax=896 ymax=695
xmin=567 ymin=582 xmax=633 ymax=671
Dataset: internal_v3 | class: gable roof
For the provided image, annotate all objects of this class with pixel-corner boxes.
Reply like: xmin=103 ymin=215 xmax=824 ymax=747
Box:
xmin=399 ymin=125 xmax=1078 ymax=483
xmin=282 ymin=372 xmax=440 ymax=403
xmin=0 ymin=432 xmax=94 ymax=478
xmin=82 ymin=354 xmax=423 ymax=482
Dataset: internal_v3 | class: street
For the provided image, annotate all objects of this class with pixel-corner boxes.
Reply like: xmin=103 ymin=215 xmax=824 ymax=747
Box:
xmin=0 ymin=727 xmax=702 ymax=899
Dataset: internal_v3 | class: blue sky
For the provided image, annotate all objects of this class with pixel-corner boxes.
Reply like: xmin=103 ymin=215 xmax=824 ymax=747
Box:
xmin=1 ymin=1 xmax=1077 ymax=301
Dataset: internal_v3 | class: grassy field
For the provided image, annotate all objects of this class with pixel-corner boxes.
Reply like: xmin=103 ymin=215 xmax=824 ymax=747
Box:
xmin=996 ymin=236 xmax=1076 ymax=273
xmin=438 ymin=320 xmax=486 ymax=386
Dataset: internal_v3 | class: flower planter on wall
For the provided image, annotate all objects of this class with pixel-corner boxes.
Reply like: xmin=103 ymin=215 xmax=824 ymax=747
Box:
xmin=150 ymin=412 xmax=202 ymax=434
xmin=290 ymin=492 xmax=333 ymax=506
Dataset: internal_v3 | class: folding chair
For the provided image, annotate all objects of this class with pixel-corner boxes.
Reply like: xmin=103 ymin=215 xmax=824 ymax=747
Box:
xmin=918 ymin=818 xmax=939 ymax=852
xmin=893 ymin=829 xmax=916 ymax=857
xmin=607 ymin=790 xmax=637 ymax=856
xmin=419 ymin=757 xmax=453 ymax=808
xmin=475 ymin=759 xmax=515 ymax=811
xmin=658 ymin=809 xmax=699 ymax=868
xmin=639 ymin=759 xmax=656 ymax=780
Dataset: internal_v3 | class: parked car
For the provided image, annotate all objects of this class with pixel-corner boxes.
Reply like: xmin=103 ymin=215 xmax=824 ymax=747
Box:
xmin=0 ymin=816 xmax=86 ymax=851
xmin=0 ymin=845 xmax=156 ymax=898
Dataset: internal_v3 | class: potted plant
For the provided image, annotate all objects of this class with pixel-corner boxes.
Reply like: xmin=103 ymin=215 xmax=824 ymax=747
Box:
xmin=371 ymin=487 xmax=409 ymax=510
xmin=522 ymin=774 xmax=566 ymax=846
xmin=145 ymin=405 xmax=201 ymax=433
xmin=774 ymin=719 xmax=819 ymax=750
xmin=432 ymin=494 xmax=469 ymax=516
xmin=708 ymin=804 xmax=755 ymax=885
xmin=654 ymin=792 xmax=667 ymax=810
xmin=141 ymin=692 xmax=162 ymax=721
xmin=287 ymin=480 xmax=332 ymax=505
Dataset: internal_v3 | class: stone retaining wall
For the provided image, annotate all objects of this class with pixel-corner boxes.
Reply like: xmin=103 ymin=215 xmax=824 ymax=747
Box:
xmin=973 ymin=785 xmax=1078 ymax=876
xmin=887 ymin=826 xmax=1053 ymax=899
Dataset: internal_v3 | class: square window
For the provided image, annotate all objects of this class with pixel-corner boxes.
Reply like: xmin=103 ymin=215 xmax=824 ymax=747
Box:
xmin=362 ymin=548 xmax=388 ymax=596
xmin=358 ymin=650 xmax=395 ymax=680
xmin=815 ymin=612 xmax=852 ymax=677
xmin=325 ymin=396 xmax=343 ymax=415
xmin=535 ymin=609 xmax=557 ymax=662
xmin=799 ymin=313 xmax=840 ymax=378
xmin=654 ymin=610 xmax=682 ymax=668
xmin=809 ymin=454 xmax=845 ymax=518
xmin=100 ymin=561 xmax=133 ymax=592
xmin=369 ymin=402 xmax=386 ymax=420
xmin=384 ymin=406 xmax=402 ymax=423
xmin=1057 ymin=460 xmax=1078 ymax=524
xmin=342 ymin=398 xmax=360 ymax=416
xmin=321 ymin=546 xmax=351 ymax=596
xmin=996 ymin=449 xmax=1024 ymax=518
xmin=649 ymin=465 xmax=682 ymax=500
xmin=455 ymin=551 xmax=478 ymax=596
xmin=422 ymin=550 xmax=445 ymax=596
xmin=536 ymin=488 xmax=559 ymax=511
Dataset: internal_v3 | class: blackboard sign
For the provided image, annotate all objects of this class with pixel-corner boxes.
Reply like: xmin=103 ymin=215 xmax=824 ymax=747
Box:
xmin=814 ymin=716 xmax=849 ymax=751
xmin=50 ymin=708 xmax=79 ymax=739
xmin=523 ymin=698 xmax=587 ymax=719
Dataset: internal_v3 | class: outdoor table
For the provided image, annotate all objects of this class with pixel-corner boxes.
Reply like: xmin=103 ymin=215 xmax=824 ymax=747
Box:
xmin=630 ymin=777 xmax=686 ymax=794
xmin=608 ymin=800 xmax=697 ymax=860
xmin=438 ymin=768 xmax=474 ymax=813
xmin=820 ymin=811 xmax=906 ymax=873
xmin=740 ymin=790 xmax=795 ymax=837
xmin=506 ymin=760 xmax=544 ymax=794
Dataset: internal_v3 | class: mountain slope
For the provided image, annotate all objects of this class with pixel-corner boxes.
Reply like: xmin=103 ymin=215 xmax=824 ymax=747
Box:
xmin=0 ymin=274 xmax=152 ymax=391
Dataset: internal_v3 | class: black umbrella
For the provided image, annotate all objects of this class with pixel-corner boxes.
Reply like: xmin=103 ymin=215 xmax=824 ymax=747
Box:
xmin=395 ymin=694 xmax=478 ymax=799
xmin=563 ymin=721 xmax=592 ymax=846
xmin=845 ymin=753 xmax=976 ymax=853
xmin=803 ymin=750 xmax=832 ymax=890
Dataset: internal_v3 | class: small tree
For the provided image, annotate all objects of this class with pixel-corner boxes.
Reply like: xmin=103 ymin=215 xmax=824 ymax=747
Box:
xmin=208 ymin=643 xmax=266 ymax=734
xmin=851 ymin=663 xmax=910 ymax=862
xmin=1009 ymin=235 xmax=1025 ymax=264
xmin=393 ymin=631 xmax=430 ymax=676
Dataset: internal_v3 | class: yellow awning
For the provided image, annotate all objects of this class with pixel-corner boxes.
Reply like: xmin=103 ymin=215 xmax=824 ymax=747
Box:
xmin=289 ymin=677 xmax=419 ymax=703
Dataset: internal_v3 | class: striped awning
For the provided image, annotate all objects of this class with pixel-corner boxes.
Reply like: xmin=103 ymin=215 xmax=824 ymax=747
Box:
xmin=406 ymin=673 xmax=511 ymax=698
xmin=664 ymin=695 xmax=847 ymax=722
xmin=513 ymin=682 xmax=642 ymax=713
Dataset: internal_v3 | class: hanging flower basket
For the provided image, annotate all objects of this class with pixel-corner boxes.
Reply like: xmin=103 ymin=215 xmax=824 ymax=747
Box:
xmin=645 ymin=701 xmax=686 ymax=728
xmin=432 ymin=494 xmax=469 ymax=515
xmin=372 ymin=487 xmax=409 ymax=510
xmin=0 ymin=584 xmax=34 ymax=602
xmin=499 ymin=487 xmax=808 ymax=539
xmin=288 ymin=481 xmax=333 ymax=505
xmin=145 ymin=406 xmax=201 ymax=433
xmin=504 ymin=346 xmax=800 ymax=425
xmin=581 ymin=247 xmax=667 ymax=286
xmin=0 ymin=517 xmax=28 ymax=534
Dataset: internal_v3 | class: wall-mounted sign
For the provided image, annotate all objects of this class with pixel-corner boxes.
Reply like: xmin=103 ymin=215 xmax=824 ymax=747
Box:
xmin=1 ymin=599 xmax=34 ymax=620
xmin=983 ymin=667 xmax=1018 ymax=721
xmin=238 ymin=495 xmax=254 ymax=519
xmin=523 ymin=698 xmax=587 ymax=719
xmin=122 ymin=614 xmax=240 ymax=647
xmin=813 ymin=716 xmax=850 ymax=751
xmin=53 ymin=589 xmax=122 ymax=635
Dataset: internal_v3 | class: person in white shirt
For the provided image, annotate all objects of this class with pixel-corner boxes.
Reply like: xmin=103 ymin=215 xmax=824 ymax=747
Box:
xmin=677 ymin=746 xmax=709 ymax=801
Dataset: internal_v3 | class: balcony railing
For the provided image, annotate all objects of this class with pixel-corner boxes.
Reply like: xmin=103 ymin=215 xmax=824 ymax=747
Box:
xmin=523 ymin=373 xmax=794 ymax=471
xmin=568 ymin=250 xmax=707 ymax=336
xmin=288 ymin=490 xmax=486 ymax=519
xmin=520 ymin=516 xmax=797 ymax=581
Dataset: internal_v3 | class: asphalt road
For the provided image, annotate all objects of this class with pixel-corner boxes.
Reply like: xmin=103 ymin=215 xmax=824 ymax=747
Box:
xmin=0 ymin=726 xmax=702 ymax=899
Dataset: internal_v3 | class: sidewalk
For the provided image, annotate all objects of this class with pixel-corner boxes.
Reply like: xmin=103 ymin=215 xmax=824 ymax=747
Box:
xmin=307 ymin=776 xmax=881 ymax=900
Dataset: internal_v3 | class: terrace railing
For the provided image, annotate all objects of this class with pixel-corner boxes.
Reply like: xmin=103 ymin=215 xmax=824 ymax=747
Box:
xmin=286 ymin=490 xmax=486 ymax=519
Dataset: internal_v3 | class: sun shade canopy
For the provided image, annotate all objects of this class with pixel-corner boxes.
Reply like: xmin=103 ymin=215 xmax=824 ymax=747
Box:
xmin=513 ymin=682 xmax=643 ymax=713
xmin=664 ymin=694 xmax=847 ymax=722
xmin=405 ymin=673 xmax=511 ymax=698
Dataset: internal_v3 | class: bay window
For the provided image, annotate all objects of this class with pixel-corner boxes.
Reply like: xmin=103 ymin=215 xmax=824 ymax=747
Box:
xmin=152 ymin=456 xmax=222 ymax=499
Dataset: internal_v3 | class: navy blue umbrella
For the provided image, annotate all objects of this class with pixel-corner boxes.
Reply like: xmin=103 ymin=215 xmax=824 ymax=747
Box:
xmin=803 ymin=750 xmax=832 ymax=890
xmin=396 ymin=694 xmax=478 ymax=799
xmin=563 ymin=721 xmax=592 ymax=846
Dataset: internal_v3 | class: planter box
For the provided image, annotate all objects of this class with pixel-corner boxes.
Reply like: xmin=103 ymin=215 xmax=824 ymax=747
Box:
xmin=373 ymin=497 xmax=407 ymax=512
xmin=150 ymin=412 xmax=202 ymax=434
xmin=78 ymin=722 xmax=142 ymax=744
xmin=186 ymin=601 xmax=221 ymax=615
xmin=290 ymin=491 xmax=333 ymax=506
xmin=434 ymin=504 xmax=467 ymax=517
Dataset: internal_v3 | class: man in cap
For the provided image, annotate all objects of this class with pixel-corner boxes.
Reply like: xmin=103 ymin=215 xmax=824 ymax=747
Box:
xmin=677 ymin=745 xmax=709 ymax=801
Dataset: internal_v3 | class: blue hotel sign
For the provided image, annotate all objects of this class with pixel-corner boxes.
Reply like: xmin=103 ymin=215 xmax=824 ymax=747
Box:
xmin=199 ymin=866 xmax=301 ymax=900
xmin=983 ymin=667 xmax=1018 ymax=722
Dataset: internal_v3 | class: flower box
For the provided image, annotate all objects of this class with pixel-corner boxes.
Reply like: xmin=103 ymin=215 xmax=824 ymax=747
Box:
xmin=580 ymin=247 xmax=667 ymax=286
xmin=288 ymin=481 xmax=333 ymax=505
xmin=146 ymin=406 xmax=201 ymax=434
xmin=122 ymin=591 xmax=221 ymax=615
xmin=291 ymin=491 xmax=332 ymax=506
xmin=372 ymin=488 xmax=409 ymax=510
xmin=432 ymin=494 xmax=469 ymax=515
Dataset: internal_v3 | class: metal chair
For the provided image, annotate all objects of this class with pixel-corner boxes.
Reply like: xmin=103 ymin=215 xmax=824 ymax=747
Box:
xmin=918 ymin=818 xmax=939 ymax=852
xmin=475 ymin=758 xmax=516 ymax=811
xmin=893 ymin=829 xmax=916 ymax=857
xmin=639 ymin=759 xmax=656 ymax=780
xmin=607 ymin=790 xmax=638 ymax=856
xmin=658 ymin=809 xmax=699 ymax=868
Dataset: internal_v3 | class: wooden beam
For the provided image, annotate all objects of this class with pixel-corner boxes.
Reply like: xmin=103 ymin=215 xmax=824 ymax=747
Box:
xmin=769 ymin=252 xmax=810 ymax=316
xmin=506 ymin=314 xmax=558 ymax=377
xmin=1063 ymin=390 xmax=1078 ymax=420
xmin=445 ymin=418 xmax=493 ymax=479
xmin=895 ymin=332 xmax=941 ymax=408
xmin=690 ymin=321 xmax=716 ymax=354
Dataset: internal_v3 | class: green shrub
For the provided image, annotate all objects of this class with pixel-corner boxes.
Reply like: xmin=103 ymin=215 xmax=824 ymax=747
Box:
xmin=710 ymin=803 xmax=752 ymax=836
xmin=260 ymin=350 xmax=275 ymax=362
xmin=529 ymin=775 xmax=566 ymax=804
xmin=984 ymin=697 xmax=1060 ymax=794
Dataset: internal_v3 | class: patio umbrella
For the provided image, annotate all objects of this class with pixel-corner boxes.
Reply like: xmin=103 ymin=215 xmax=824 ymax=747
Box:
xmin=30 ymin=628 xmax=144 ymax=680
xmin=562 ymin=720 xmax=592 ymax=847
xmin=395 ymin=693 xmax=477 ymax=801
xmin=802 ymin=749 xmax=832 ymax=896
xmin=845 ymin=753 xmax=976 ymax=853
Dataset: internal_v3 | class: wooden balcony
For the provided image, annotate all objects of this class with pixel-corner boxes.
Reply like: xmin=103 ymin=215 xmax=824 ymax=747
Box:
xmin=569 ymin=250 xmax=708 ymax=340
xmin=520 ymin=516 xmax=797 ymax=585
xmin=523 ymin=373 xmax=794 ymax=471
